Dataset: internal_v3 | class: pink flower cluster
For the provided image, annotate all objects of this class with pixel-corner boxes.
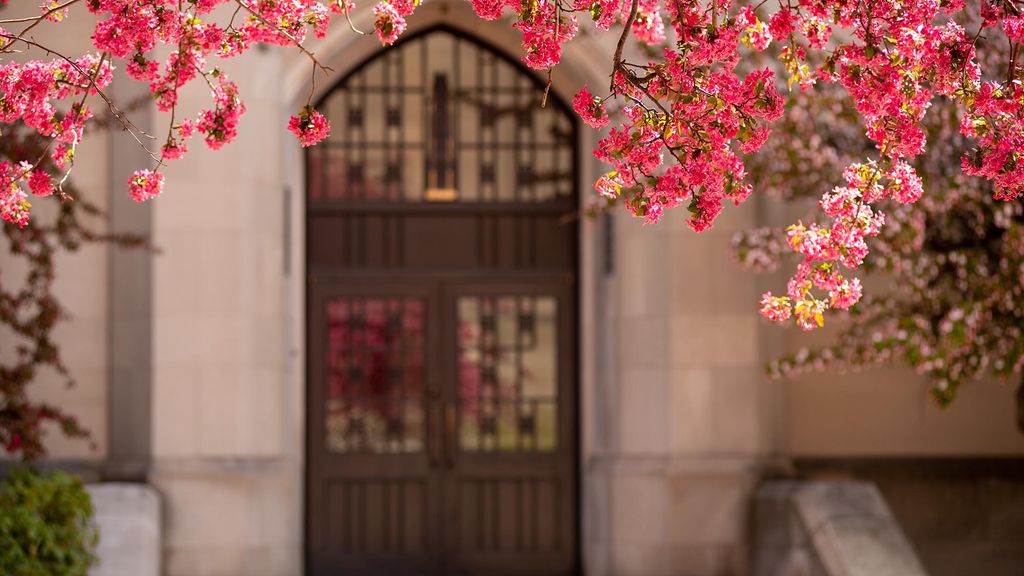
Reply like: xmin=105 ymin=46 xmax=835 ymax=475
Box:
xmin=0 ymin=52 xmax=113 ymax=224
xmin=0 ymin=163 xmax=31 ymax=227
xmin=128 ymin=169 xmax=164 ymax=203
xmin=289 ymin=107 xmax=332 ymax=147
xmin=576 ymin=0 xmax=622 ymax=31
xmin=573 ymin=86 xmax=608 ymax=128
xmin=373 ymin=0 xmax=414 ymax=45
xmin=197 ymin=78 xmax=246 ymax=151
xmin=738 ymin=68 xmax=1024 ymax=405
xmin=469 ymin=0 xmax=579 ymax=70
xmin=588 ymin=39 xmax=784 ymax=232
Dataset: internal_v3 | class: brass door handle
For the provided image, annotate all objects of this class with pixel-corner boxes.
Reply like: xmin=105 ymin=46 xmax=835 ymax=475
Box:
xmin=444 ymin=403 xmax=456 ymax=468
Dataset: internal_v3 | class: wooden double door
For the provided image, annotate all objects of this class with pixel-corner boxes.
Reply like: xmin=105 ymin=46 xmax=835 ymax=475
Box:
xmin=307 ymin=275 xmax=577 ymax=576
xmin=304 ymin=25 xmax=581 ymax=575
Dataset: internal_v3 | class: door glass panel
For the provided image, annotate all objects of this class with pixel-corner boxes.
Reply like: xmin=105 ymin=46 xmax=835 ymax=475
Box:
xmin=457 ymin=296 xmax=558 ymax=452
xmin=325 ymin=297 xmax=426 ymax=453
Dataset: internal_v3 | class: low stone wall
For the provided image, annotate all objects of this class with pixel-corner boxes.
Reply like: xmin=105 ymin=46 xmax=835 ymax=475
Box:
xmin=87 ymin=483 xmax=161 ymax=576
xmin=753 ymin=481 xmax=927 ymax=576
xmin=795 ymin=459 xmax=1024 ymax=576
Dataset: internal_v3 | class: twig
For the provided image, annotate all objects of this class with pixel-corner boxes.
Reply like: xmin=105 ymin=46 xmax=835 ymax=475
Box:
xmin=0 ymin=33 xmax=158 ymax=157
xmin=0 ymin=0 xmax=82 ymax=36
xmin=541 ymin=0 xmax=562 ymax=108
xmin=611 ymin=0 xmax=641 ymax=91
xmin=233 ymin=0 xmax=334 ymax=74
xmin=340 ymin=0 xmax=366 ymax=35
xmin=541 ymin=69 xmax=553 ymax=108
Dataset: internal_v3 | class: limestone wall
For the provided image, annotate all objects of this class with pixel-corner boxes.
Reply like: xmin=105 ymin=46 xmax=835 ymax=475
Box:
xmin=0 ymin=3 xmax=111 ymax=461
xmin=787 ymin=367 xmax=1024 ymax=456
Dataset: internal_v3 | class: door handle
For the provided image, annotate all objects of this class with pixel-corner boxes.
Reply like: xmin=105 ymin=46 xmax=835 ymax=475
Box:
xmin=428 ymin=399 xmax=442 ymax=468
xmin=444 ymin=403 xmax=456 ymax=468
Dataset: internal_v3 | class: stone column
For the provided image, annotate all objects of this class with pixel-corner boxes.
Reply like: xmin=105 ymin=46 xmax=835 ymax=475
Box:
xmin=147 ymin=45 xmax=301 ymax=576
xmin=105 ymin=71 xmax=154 ymax=481
xmin=593 ymin=200 xmax=786 ymax=576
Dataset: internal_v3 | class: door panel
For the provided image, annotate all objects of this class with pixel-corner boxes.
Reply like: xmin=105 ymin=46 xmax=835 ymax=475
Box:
xmin=444 ymin=282 xmax=577 ymax=576
xmin=307 ymin=280 xmax=444 ymax=576
xmin=455 ymin=295 xmax=559 ymax=453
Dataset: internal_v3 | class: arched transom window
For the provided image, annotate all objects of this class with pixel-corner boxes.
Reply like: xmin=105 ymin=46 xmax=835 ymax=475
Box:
xmin=306 ymin=27 xmax=577 ymax=205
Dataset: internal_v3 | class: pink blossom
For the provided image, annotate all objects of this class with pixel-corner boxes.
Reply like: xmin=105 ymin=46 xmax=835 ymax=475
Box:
xmin=126 ymin=57 xmax=160 ymax=81
xmin=162 ymin=139 xmax=187 ymax=161
xmin=196 ymin=78 xmax=245 ymax=150
xmin=51 ymin=146 xmax=72 ymax=170
xmin=288 ymin=107 xmax=332 ymax=147
xmin=4 ymin=0 xmax=1024 ymax=337
xmin=631 ymin=3 xmax=666 ymax=45
xmin=373 ymin=2 xmax=407 ymax=45
xmin=829 ymin=277 xmax=863 ymax=310
xmin=470 ymin=0 xmax=505 ymax=20
xmin=740 ymin=125 xmax=771 ymax=154
xmin=887 ymin=161 xmax=924 ymax=204
xmin=594 ymin=172 xmax=621 ymax=199
xmin=573 ymin=86 xmax=609 ymax=128
xmin=768 ymin=9 xmax=796 ymax=38
xmin=0 ymin=166 xmax=30 ymax=227
xmin=687 ymin=193 xmax=724 ymax=232
xmin=745 ymin=20 xmax=772 ymax=50
xmin=1004 ymin=16 xmax=1024 ymax=43
xmin=581 ymin=0 xmax=621 ymax=30
xmin=28 ymin=170 xmax=53 ymax=197
xmin=793 ymin=298 xmax=827 ymax=331
xmin=514 ymin=1 xmax=578 ymax=70
xmin=390 ymin=0 xmax=419 ymax=16
xmin=642 ymin=201 xmax=664 ymax=224
xmin=759 ymin=293 xmax=792 ymax=322
xmin=128 ymin=170 xmax=164 ymax=203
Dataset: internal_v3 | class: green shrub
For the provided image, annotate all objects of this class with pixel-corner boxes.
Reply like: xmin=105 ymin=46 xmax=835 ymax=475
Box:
xmin=0 ymin=468 xmax=98 ymax=576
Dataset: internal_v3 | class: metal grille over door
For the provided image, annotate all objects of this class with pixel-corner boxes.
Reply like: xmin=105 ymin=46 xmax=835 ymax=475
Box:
xmin=306 ymin=26 xmax=579 ymax=576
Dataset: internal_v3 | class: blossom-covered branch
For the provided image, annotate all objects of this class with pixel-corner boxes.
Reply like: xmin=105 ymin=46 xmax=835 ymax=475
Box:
xmin=735 ymin=75 xmax=1024 ymax=406
xmin=1 ymin=0 xmax=1024 ymax=333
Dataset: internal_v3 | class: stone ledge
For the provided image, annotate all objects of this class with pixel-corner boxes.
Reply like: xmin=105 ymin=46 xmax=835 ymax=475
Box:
xmin=586 ymin=453 xmax=792 ymax=475
xmin=87 ymin=483 xmax=161 ymax=576
xmin=754 ymin=481 xmax=928 ymax=576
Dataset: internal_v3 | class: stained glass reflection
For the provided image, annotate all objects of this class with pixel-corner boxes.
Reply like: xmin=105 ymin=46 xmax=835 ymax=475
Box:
xmin=325 ymin=297 xmax=426 ymax=453
xmin=458 ymin=296 xmax=558 ymax=452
